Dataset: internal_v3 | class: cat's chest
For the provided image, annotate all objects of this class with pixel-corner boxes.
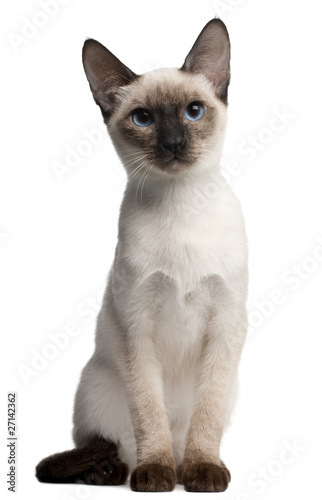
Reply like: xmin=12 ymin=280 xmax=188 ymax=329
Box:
xmin=155 ymin=282 xmax=209 ymax=371
xmin=121 ymin=204 xmax=235 ymax=292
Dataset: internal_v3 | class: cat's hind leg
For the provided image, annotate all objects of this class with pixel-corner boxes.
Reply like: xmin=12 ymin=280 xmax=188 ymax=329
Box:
xmin=72 ymin=356 xmax=137 ymax=471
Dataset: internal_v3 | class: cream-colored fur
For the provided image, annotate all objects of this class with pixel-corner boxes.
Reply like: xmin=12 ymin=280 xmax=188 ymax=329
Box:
xmin=73 ymin=65 xmax=248 ymax=474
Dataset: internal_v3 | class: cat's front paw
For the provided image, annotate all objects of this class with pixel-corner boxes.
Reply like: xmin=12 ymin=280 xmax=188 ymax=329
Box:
xmin=130 ymin=463 xmax=176 ymax=492
xmin=183 ymin=461 xmax=231 ymax=492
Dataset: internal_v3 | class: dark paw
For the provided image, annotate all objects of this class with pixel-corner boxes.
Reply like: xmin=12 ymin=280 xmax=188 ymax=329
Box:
xmin=183 ymin=462 xmax=231 ymax=492
xmin=83 ymin=452 xmax=128 ymax=485
xmin=130 ymin=463 xmax=176 ymax=492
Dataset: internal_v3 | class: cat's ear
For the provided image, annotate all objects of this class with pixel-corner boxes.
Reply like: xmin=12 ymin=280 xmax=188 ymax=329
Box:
xmin=181 ymin=19 xmax=231 ymax=104
xmin=82 ymin=39 xmax=137 ymax=117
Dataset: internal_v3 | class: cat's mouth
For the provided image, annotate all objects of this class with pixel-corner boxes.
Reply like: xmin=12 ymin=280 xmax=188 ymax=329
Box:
xmin=158 ymin=154 xmax=192 ymax=174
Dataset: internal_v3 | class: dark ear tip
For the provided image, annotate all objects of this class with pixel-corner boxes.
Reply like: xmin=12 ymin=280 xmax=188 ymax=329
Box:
xmin=82 ymin=38 xmax=108 ymax=62
xmin=82 ymin=38 xmax=94 ymax=60
xmin=207 ymin=18 xmax=229 ymax=33
xmin=83 ymin=38 xmax=95 ymax=48
xmin=209 ymin=17 xmax=226 ymax=25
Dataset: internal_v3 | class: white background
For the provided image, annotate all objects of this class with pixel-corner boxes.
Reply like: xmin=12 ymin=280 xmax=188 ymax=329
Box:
xmin=1 ymin=0 xmax=321 ymax=498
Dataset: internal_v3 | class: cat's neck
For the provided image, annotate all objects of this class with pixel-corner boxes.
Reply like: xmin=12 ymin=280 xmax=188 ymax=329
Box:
xmin=122 ymin=159 xmax=228 ymax=218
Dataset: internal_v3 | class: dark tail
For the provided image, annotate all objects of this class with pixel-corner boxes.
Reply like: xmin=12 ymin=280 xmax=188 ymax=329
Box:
xmin=35 ymin=439 xmax=128 ymax=485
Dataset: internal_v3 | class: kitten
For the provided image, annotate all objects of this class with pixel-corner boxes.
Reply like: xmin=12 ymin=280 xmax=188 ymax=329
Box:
xmin=36 ymin=18 xmax=248 ymax=492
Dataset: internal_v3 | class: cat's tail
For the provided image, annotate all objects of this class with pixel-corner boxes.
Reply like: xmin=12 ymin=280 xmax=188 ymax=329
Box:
xmin=35 ymin=439 xmax=128 ymax=485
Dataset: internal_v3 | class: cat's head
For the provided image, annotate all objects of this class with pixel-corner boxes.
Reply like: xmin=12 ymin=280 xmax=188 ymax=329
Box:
xmin=82 ymin=19 xmax=230 ymax=177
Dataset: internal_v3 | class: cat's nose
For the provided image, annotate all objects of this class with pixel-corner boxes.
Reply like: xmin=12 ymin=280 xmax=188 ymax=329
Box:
xmin=162 ymin=138 xmax=185 ymax=155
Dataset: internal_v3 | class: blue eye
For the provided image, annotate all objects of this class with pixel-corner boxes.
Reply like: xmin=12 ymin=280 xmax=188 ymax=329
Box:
xmin=132 ymin=108 xmax=154 ymax=127
xmin=184 ymin=102 xmax=205 ymax=121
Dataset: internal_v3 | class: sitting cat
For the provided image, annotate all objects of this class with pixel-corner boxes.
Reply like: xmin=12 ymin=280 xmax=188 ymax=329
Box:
xmin=36 ymin=18 xmax=248 ymax=492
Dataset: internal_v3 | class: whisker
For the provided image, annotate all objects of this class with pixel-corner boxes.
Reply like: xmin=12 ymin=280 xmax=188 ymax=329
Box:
xmin=121 ymin=150 xmax=150 ymax=160
xmin=128 ymin=160 xmax=150 ymax=183
xmin=135 ymin=161 xmax=150 ymax=205
xmin=140 ymin=164 xmax=154 ymax=202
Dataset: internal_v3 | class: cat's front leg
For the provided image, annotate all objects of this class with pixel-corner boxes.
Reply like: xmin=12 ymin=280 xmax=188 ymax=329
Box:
xmin=182 ymin=311 xmax=247 ymax=492
xmin=124 ymin=321 xmax=176 ymax=491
